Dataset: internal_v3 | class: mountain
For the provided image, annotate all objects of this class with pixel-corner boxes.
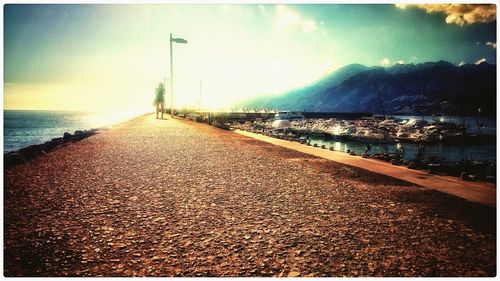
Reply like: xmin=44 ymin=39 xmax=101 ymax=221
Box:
xmin=241 ymin=61 xmax=496 ymax=116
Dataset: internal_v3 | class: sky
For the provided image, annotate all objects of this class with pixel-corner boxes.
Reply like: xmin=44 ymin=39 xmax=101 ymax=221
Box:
xmin=3 ymin=4 xmax=497 ymax=112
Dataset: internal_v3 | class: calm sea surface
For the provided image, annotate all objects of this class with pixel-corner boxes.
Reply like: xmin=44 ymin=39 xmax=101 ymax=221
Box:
xmin=4 ymin=110 xmax=143 ymax=153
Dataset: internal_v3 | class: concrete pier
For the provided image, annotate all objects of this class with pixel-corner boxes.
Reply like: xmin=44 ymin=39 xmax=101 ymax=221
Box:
xmin=4 ymin=114 xmax=495 ymax=277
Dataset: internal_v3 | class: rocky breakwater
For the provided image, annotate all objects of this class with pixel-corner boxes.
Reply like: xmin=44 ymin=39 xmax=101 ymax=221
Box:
xmin=4 ymin=129 xmax=100 ymax=169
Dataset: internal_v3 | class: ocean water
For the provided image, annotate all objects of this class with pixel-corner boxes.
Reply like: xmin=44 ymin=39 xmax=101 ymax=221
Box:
xmin=308 ymin=137 xmax=496 ymax=163
xmin=4 ymin=110 xmax=143 ymax=153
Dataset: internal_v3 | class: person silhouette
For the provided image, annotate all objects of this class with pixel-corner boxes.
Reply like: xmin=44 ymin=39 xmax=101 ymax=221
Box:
xmin=154 ymin=83 xmax=166 ymax=119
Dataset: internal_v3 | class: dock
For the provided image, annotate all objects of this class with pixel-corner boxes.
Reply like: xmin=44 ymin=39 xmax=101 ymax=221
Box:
xmin=235 ymin=130 xmax=496 ymax=207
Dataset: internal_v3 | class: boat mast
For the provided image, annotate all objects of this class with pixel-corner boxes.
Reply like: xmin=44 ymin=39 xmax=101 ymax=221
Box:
xmin=476 ymin=107 xmax=482 ymax=136
xmin=373 ymin=81 xmax=386 ymax=118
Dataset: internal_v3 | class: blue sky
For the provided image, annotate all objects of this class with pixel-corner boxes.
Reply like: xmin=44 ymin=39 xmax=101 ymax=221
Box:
xmin=4 ymin=4 xmax=497 ymax=111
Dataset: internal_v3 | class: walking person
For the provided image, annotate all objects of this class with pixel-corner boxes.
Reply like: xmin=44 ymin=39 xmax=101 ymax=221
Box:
xmin=365 ymin=143 xmax=372 ymax=154
xmin=154 ymin=82 xmax=166 ymax=119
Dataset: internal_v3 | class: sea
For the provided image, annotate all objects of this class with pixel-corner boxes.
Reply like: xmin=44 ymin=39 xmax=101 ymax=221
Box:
xmin=308 ymin=115 xmax=497 ymax=164
xmin=4 ymin=110 xmax=144 ymax=154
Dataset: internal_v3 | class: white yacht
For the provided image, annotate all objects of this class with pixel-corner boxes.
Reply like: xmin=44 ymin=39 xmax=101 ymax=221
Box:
xmin=274 ymin=111 xmax=305 ymax=120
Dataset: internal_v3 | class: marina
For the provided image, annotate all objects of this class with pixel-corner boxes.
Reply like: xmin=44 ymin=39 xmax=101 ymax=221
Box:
xmin=225 ymin=112 xmax=496 ymax=183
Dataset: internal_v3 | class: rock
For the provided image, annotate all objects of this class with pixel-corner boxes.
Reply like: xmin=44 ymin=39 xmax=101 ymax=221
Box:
xmin=63 ymin=132 xmax=73 ymax=141
xmin=18 ymin=145 xmax=43 ymax=159
xmin=40 ymin=141 xmax=57 ymax=153
xmin=51 ymin=137 xmax=63 ymax=143
xmin=74 ymin=130 xmax=84 ymax=135
xmin=288 ymin=271 xmax=300 ymax=277
xmin=4 ymin=152 xmax=26 ymax=168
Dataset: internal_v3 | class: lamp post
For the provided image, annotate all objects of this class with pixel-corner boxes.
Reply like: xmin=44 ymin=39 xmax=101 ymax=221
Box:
xmin=169 ymin=33 xmax=188 ymax=116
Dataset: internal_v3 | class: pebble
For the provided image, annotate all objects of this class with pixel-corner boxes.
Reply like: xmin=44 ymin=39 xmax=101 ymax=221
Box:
xmin=3 ymin=114 xmax=496 ymax=277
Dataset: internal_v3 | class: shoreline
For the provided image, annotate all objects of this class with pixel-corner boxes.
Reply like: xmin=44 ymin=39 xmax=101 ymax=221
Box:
xmin=3 ymin=112 xmax=151 ymax=168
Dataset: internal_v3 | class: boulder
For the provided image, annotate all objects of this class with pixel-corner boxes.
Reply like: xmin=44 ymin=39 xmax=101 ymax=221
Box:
xmin=51 ymin=137 xmax=63 ymax=143
xmin=18 ymin=145 xmax=43 ymax=159
xmin=40 ymin=141 xmax=57 ymax=153
xmin=63 ymin=132 xmax=73 ymax=141
xmin=4 ymin=152 xmax=25 ymax=168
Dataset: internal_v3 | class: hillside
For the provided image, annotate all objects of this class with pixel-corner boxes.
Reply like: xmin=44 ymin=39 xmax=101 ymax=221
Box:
xmin=242 ymin=61 xmax=496 ymax=116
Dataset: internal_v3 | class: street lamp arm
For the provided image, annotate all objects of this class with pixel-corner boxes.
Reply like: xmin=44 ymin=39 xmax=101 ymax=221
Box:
xmin=171 ymin=38 xmax=188 ymax=44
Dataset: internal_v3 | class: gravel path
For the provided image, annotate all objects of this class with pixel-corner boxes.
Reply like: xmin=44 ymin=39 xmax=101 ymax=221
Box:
xmin=4 ymin=114 xmax=496 ymax=277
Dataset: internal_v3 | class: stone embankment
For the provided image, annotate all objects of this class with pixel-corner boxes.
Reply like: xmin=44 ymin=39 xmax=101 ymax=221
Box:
xmin=4 ymin=129 xmax=100 ymax=169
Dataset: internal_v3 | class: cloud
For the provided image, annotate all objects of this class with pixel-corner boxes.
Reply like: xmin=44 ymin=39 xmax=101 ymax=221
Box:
xmin=380 ymin=58 xmax=391 ymax=66
xmin=396 ymin=4 xmax=496 ymax=26
xmin=475 ymin=58 xmax=487 ymax=65
xmin=274 ymin=5 xmax=318 ymax=34
xmin=486 ymin=41 xmax=496 ymax=48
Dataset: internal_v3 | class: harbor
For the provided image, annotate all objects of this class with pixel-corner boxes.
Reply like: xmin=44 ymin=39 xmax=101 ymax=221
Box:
xmin=218 ymin=111 xmax=496 ymax=183
xmin=4 ymin=113 xmax=496 ymax=276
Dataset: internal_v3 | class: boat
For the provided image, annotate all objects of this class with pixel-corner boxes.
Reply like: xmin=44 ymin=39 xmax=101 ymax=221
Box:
xmin=324 ymin=123 xmax=356 ymax=140
xmin=274 ymin=111 xmax=305 ymax=120
xmin=271 ymin=119 xmax=291 ymax=130
xmin=348 ymin=128 xmax=395 ymax=143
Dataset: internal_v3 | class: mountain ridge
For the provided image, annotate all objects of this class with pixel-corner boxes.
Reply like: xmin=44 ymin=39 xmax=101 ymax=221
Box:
xmin=241 ymin=61 xmax=496 ymax=116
